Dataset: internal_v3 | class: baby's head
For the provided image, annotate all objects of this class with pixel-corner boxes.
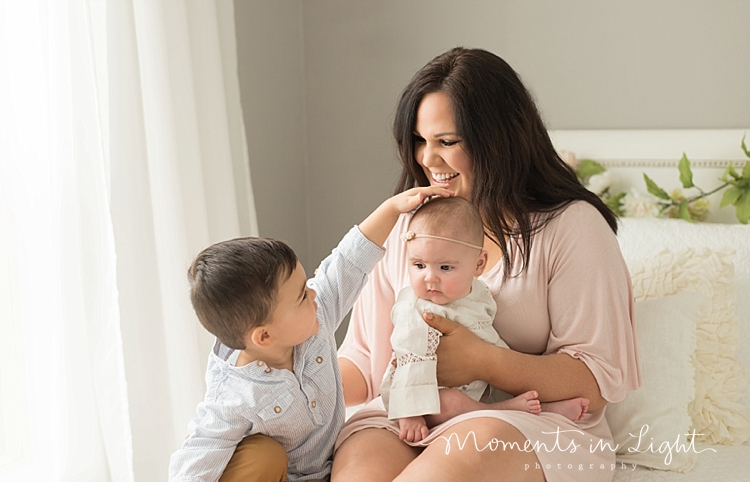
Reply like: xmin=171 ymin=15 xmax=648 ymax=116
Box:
xmin=188 ymin=237 xmax=318 ymax=351
xmin=403 ymin=197 xmax=487 ymax=305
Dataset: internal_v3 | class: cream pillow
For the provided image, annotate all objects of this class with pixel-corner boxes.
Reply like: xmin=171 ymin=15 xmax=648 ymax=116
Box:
xmin=606 ymin=293 xmax=707 ymax=472
xmin=627 ymin=248 xmax=750 ymax=445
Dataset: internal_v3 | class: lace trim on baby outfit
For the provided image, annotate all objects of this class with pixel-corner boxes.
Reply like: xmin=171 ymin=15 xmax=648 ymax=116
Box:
xmin=392 ymin=326 xmax=441 ymax=367
xmin=467 ymin=319 xmax=492 ymax=331
xmin=426 ymin=325 xmax=441 ymax=354
xmin=395 ymin=352 xmax=437 ymax=368
xmin=384 ymin=326 xmax=443 ymax=386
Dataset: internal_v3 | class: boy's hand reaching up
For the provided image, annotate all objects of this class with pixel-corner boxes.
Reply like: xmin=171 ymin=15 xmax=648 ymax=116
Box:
xmin=359 ymin=187 xmax=453 ymax=247
xmin=388 ymin=186 xmax=454 ymax=214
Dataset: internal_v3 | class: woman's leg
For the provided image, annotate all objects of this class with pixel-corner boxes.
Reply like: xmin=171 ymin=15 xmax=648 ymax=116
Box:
xmin=219 ymin=434 xmax=288 ymax=482
xmin=395 ymin=418 xmax=546 ymax=482
xmin=426 ymin=389 xmax=542 ymax=426
xmin=331 ymin=428 xmax=422 ymax=482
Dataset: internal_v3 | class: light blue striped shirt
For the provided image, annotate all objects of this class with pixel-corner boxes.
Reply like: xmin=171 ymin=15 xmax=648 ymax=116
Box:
xmin=168 ymin=226 xmax=384 ymax=482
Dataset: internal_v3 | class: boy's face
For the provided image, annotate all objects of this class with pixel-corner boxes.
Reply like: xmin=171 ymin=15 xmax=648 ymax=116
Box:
xmin=406 ymin=236 xmax=485 ymax=305
xmin=265 ymin=261 xmax=319 ymax=348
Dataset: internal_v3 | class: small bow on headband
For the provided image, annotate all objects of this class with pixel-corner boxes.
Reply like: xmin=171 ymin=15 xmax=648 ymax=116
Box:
xmin=400 ymin=231 xmax=483 ymax=250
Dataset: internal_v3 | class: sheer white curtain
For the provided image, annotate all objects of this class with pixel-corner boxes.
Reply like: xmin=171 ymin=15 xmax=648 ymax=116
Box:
xmin=0 ymin=0 xmax=256 ymax=480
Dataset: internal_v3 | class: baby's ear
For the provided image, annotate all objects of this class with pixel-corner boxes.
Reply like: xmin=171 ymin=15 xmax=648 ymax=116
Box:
xmin=475 ymin=249 xmax=489 ymax=276
xmin=248 ymin=325 xmax=274 ymax=348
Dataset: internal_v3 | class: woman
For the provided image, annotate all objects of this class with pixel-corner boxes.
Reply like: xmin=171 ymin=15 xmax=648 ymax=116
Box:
xmin=332 ymin=47 xmax=640 ymax=482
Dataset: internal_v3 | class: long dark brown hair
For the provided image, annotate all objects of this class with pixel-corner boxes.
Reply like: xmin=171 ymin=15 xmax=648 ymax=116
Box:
xmin=393 ymin=47 xmax=617 ymax=278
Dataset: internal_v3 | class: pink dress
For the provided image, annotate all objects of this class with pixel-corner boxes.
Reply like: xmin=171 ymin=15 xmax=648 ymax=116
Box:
xmin=336 ymin=202 xmax=641 ymax=482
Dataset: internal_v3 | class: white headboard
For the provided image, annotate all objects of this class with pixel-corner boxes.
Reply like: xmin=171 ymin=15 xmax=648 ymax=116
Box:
xmin=548 ymin=129 xmax=749 ymax=224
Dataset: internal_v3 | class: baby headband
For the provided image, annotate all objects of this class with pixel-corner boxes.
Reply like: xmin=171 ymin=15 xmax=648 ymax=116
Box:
xmin=400 ymin=231 xmax=483 ymax=250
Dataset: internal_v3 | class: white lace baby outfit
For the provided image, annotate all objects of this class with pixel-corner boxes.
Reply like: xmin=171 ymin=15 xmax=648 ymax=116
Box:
xmin=380 ymin=277 xmax=508 ymax=420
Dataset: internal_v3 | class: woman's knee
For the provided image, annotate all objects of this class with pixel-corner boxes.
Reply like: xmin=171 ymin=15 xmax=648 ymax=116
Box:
xmin=430 ymin=418 xmax=541 ymax=467
xmin=332 ymin=428 xmax=419 ymax=482
xmin=397 ymin=419 xmax=544 ymax=482
xmin=219 ymin=434 xmax=288 ymax=482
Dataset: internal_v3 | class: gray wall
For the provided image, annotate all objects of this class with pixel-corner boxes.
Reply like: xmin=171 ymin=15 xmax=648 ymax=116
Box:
xmin=236 ymin=0 xmax=750 ymax=275
xmin=235 ymin=0 xmax=310 ymax=266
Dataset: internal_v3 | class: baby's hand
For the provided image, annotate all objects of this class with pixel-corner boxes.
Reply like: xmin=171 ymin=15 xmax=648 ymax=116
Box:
xmin=389 ymin=186 xmax=453 ymax=214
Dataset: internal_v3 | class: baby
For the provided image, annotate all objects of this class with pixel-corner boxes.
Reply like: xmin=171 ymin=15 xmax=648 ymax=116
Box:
xmin=168 ymin=186 xmax=450 ymax=482
xmin=380 ymin=197 xmax=589 ymax=442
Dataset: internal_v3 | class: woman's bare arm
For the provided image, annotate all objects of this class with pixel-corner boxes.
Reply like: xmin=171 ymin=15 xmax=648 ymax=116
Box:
xmin=423 ymin=312 xmax=607 ymax=412
xmin=339 ymin=358 xmax=369 ymax=406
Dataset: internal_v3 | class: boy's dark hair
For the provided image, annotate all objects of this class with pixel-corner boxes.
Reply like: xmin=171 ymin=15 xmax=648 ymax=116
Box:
xmin=409 ymin=196 xmax=484 ymax=247
xmin=188 ymin=237 xmax=298 ymax=350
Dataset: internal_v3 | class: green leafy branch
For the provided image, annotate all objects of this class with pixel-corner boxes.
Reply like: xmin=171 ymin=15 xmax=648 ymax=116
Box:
xmin=572 ymin=135 xmax=750 ymax=224
xmin=574 ymin=159 xmax=628 ymax=216
xmin=643 ymin=135 xmax=750 ymax=223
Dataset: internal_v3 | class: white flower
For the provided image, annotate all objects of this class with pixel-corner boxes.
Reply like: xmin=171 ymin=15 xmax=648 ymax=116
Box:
xmin=586 ymin=171 xmax=613 ymax=195
xmin=622 ymin=189 xmax=660 ymax=218
xmin=558 ymin=150 xmax=579 ymax=169
xmin=689 ymin=198 xmax=710 ymax=221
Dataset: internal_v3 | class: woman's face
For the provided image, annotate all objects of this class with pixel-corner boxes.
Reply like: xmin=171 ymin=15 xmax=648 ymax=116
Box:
xmin=414 ymin=91 xmax=473 ymax=200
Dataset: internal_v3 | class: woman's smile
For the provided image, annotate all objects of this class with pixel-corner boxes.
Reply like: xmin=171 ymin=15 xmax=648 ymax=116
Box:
xmin=431 ymin=172 xmax=459 ymax=184
xmin=414 ymin=91 xmax=473 ymax=200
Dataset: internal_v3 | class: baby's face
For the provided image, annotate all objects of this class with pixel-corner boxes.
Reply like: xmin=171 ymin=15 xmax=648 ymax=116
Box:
xmin=406 ymin=235 xmax=484 ymax=305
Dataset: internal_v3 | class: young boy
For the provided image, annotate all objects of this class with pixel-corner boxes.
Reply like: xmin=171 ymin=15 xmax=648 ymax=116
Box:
xmin=380 ymin=197 xmax=590 ymax=443
xmin=168 ymin=186 xmax=451 ymax=482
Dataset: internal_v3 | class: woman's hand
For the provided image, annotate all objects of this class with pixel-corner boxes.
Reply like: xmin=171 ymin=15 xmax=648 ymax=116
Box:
xmin=425 ymin=312 xmax=608 ymax=411
xmin=422 ymin=312 xmax=490 ymax=387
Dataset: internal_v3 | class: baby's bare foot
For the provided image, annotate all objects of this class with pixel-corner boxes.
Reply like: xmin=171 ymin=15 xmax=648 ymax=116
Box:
xmin=503 ymin=390 xmax=542 ymax=415
xmin=541 ymin=397 xmax=589 ymax=421
xmin=398 ymin=415 xmax=430 ymax=442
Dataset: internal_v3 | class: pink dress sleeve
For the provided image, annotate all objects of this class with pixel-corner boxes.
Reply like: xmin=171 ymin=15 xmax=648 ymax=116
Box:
xmin=338 ymin=215 xmax=410 ymax=402
xmin=543 ymin=203 xmax=641 ymax=403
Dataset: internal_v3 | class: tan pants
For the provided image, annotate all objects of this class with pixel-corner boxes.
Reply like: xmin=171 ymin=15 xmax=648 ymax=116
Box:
xmin=219 ymin=434 xmax=288 ymax=482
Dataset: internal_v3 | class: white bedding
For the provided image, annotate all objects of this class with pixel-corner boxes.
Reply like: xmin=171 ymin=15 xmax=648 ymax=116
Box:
xmin=614 ymin=218 xmax=750 ymax=481
xmin=612 ymin=442 xmax=750 ymax=482
xmin=548 ymin=131 xmax=750 ymax=480
xmin=617 ymin=218 xmax=750 ymax=408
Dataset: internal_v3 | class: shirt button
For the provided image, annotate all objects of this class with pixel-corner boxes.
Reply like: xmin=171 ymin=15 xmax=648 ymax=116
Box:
xmin=316 ymin=356 xmax=323 ymax=364
xmin=274 ymin=406 xmax=282 ymax=414
xmin=264 ymin=367 xmax=271 ymax=374
xmin=256 ymin=360 xmax=264 ymax=366
xmin=311 ymin=401 xmax=317 ymax=408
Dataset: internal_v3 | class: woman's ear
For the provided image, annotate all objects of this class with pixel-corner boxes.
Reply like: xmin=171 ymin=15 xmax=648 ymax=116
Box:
xmin=248 ymin=325 xmax=273 ymax=348
xmin=474 ymin=249 xmax=489 ymax=277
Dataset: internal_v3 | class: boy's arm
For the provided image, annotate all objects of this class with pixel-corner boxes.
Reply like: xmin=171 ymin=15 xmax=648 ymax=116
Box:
xmin=312 ymin=187 xmax=452 ymax=330
xmin=357 ymin=187 xmax=452 ymax=247
xmin=168 ymin=399 xmax=250 ymax=482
